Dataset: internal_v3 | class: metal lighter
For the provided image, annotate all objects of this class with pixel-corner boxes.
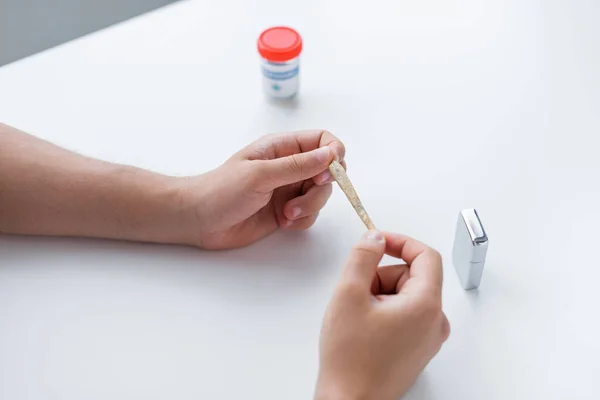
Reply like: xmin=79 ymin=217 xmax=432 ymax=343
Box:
xmin=452 ymin=209 xmax=488 ymax=290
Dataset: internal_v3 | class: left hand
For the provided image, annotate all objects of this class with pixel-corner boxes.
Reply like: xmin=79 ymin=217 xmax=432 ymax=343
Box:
xmin=180 ymin=130 xmax=345 ymax=249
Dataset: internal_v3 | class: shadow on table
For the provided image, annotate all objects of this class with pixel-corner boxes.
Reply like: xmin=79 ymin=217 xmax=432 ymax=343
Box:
xmin=0 ymin=224 xmax=341 ymax=285
xmin=266 ymin=94 xmax=300 ymax=110
xmin=401 ymin=372 xmax=437 ymax=400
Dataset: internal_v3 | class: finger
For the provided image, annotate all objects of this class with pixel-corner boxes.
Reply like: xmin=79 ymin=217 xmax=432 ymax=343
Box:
xmin=255 ymin=145 xmax=335 ymax=190
xmin=313 ymin=158 xmax=346 ymax=185
xmin=282 ymin=213 xmax=319 ymax=230
xmin=383 ymin=232 xmax=443 ymax=296
xmin=283 ymin=183 xmax=332 ymax=221
xmin=242 ymin=130 xmax=345 ymax=163
xmin=370 ymin=264 xmax=410 ymax=295
xmin=291 ymin=129 xmax=345 ymax=161
xmin=339 ymin=230 xmax=386 ymax=293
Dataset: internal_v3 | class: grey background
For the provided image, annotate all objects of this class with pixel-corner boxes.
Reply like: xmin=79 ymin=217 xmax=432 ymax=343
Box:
xmin=0 ymin=0 xmax=180 ymax=66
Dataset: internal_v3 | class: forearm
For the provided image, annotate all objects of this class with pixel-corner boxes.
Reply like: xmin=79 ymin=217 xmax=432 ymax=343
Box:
xmin=0 ymin=123 xmax=193 ymax=245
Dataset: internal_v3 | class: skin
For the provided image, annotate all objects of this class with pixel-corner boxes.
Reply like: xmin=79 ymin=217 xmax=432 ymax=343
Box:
xmin=181 ymin=130 xmax=347 ymax=249
xmin=0 ymin=124 xmax=345 ymax=248
xmin=0 ymin=122 xmax=448 ymax=399
xmin=315 ymin=231 xmax=450 ymax=400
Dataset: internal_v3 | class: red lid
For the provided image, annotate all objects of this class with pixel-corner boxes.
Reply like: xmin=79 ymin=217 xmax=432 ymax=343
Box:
xmin=257 ymin=26 xmax=303 ymax=62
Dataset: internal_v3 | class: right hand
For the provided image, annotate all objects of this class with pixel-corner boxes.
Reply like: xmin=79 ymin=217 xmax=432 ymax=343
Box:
xmin=315 ymin=231 xmax=450 ymax=400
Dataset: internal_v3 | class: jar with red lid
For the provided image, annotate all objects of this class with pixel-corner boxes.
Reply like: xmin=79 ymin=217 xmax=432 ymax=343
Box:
xmin=257 ymin=26 xmax=303 ymax=98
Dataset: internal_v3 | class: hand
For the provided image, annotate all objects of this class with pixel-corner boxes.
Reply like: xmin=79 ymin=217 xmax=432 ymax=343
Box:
xmin=315 ymin=231 xmax=450 ymax=400
xmin=181 ymin=130 xmax=345 ymax=250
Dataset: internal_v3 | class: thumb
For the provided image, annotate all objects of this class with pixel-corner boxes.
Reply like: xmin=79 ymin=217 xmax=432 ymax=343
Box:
xmin=259 ymin=145 xmax=334 ymax=189
xmin=340 ymin=230 xmax=386 ymax=293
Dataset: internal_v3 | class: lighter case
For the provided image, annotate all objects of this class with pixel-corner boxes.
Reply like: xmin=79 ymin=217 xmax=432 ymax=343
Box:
xmin=452 ymin=209 xmax=488 ymax=290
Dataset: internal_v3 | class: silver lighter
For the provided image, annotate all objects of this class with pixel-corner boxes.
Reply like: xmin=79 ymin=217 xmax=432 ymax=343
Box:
xmin=452 ymin=209 xmax=488 ymax=290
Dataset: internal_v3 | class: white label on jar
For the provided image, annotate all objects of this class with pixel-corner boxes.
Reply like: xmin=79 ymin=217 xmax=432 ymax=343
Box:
xmin=261 ymin=57 xmax=300 ymax=98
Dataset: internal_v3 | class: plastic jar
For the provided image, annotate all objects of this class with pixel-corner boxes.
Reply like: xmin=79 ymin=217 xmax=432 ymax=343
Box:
xmin=257 ymin=26 xmax=303 ymax=98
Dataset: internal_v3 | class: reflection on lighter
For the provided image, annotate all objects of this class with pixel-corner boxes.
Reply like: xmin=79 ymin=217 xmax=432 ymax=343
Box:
xmin=452 ymin=209 xmax=489 ymax=290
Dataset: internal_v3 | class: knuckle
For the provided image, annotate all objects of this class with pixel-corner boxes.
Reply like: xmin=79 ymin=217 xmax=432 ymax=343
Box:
xmin=337 ymin=281 xmax=364 ymax=299
xmin=351 ymin=245 xmax=378 ymax=260
xmin=247 ymin=161 xmax=274 ymax=192
xmin=426 ymin=248 xmax=442 ymax=263
xmin=307 ymin=213 xmax=319 ymax=226
xmin=292 ymin=214 xmax=318 ymax=230
xmin=249 ymin=134 xmax=278 ymax=158
xmin=441 ymin=313 xmax=451 ymax=342
xmin=319 ymin=129 xmax=345 ymax=159
xmin=417 ymin=297 xmax=442 ymax=321
xmin=336 ymin=141 xmax=346 ymax=160
xmin=305 ymin=186 xmax=332 ymax=212
xmin=285 ymin=154 xmax=304 ymax=176
xmin=248 ymin=161 xmax=266 ymax=182
xmin=259 ymin=132 xmax=281 ymax=145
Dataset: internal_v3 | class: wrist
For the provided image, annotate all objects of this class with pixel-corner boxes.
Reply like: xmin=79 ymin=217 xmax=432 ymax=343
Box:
xmin=151 ymin=175 xmax=199 ymax=246
xmin=103 ymin=165 xmax=196 ymax=246
xmin=175 ymin=173 xmax=216 ymax=248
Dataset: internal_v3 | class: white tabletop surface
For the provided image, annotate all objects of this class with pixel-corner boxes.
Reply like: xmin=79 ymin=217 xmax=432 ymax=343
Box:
xmin=1 ymin=0 xmax=599 ymax=399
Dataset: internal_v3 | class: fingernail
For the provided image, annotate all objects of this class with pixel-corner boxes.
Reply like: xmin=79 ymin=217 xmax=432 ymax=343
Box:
xmin=363 ymin=230 xmax=385 ymax=243
xmin=283 ymin=219 xmax=293 ymax=228
xmin=315 ymin=146 xmax=331 ymax=163
xmin=318 ymin=171 xmax=332 ymax=184
xmin=291 ymin=207 xmax=302 ymax=219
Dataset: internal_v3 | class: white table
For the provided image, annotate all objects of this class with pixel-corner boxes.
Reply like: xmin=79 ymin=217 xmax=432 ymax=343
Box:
xmin=1 ymin=1 xmax=599 ymax=399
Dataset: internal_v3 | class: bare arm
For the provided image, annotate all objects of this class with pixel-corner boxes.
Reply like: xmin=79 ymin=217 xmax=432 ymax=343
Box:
xmin=0 ymin=123 xmax=192 ymax=244
xmin=0 ymin=124 xmax=344 ymax=249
